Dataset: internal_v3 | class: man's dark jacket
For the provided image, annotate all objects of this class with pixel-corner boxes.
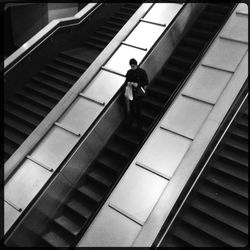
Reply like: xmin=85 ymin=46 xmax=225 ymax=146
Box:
xmin=125 ymin=67 xmax=149 ymax=98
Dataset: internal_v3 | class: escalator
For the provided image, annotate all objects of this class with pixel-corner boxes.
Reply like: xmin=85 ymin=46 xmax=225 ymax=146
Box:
xmin=159 ymin=97 xmax=248 ymax=247
xmin=18 ymin=3 xmax=236 ymax=247
xmin=4 ymin=2 xmax=142 ymax=163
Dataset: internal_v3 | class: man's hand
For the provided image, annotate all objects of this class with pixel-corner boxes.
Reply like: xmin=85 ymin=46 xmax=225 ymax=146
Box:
xmin=131 ymin=82 xmax=138 ymax=87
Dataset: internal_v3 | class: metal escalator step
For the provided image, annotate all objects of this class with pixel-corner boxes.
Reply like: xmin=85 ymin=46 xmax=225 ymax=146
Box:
xmin=5 ymin=126 xmax=26 ymax=146
xmin=77 ymin=182 xmax=104 ymax=203
xmin=42 ymin=231 xmax=70 ymax=247
xmin=230 ymin=127 xmax=248 ymax=141
xmin=46 ymin=63 xmax=81 ymax=80
xmin=143 ymin=95 xmax=164 ymax=110
xmin=194 ymin=19 xmax=219 ymax=30
xmin=4 ymin=140 xmax=17 ymax=156
xmin=59 ymin=51 xmax=93 ymax=66
xmin=105 ymin=20 xmax=123 ymax=28
xmin=87 ymin=36 xmax=110 ymax=46
xmin=5 ymin=106 xmax=40 ymax=127
xmin=175 ymin=45 xmax=199 ymax=57
xmin=162 ymin=234 xmax=193 ymax=247
xmin=182 ymin=207 xmax=247 ymax=247
xmin=225 ymin=137 xmax=248 ymax=154
xmin=66 ymin=198 xmax=93 ymax=220
xmin=17 ymin=90 xmax=55 ymax=110
xmin=211 ymin=158 xmax=248 ymax=183
xmin=201 ymin=11 xmax=227 ymax=22
xmin=97 ymin=149 xmax=126 ymax=171
xmin=157 ymin=74 xmax=179 ymax=89
xmin=26 ymin=84 xmax=62 ymax=103
xmin=4 ymin=112 xmax=37 ymax=137
xmin=99 ymin=24 xmax=120 ymax=34
xmin=171 ymin=219 xmax=225 ymax=247
xmin=120 ymin=6 xmax=136 ymax=14
xmin=163 ymin=64 xmax=186 ymax=78
xmin=87 ymin=166 xmax=115 ymax=188
xmin=110 ymin=15 xmax=127 ymax=23
xmin=53 ymin=57 xmax=86 ymax=73
xmin=190 ymin=194 xmax=248 ymax=235
xmin=182 ymin=36 xmax=206 ymax=48
xmin=205 ymin=168 xmax=248 ymax=199
xmin=95 ymin=30 xmax=114 ymax=40
xmin=40 ymin=69 xmax=75 ymax=86
xmin=198 ymin=181 xmax=248 ymax=217
xmin=147 ymin=85 xmax=172 ymax=102
xmin=169 ymin=54 xmax=194 ymax=68
xmin=236 ymin=116 xmax=248 ymax=129
xmin=83 ymin=41 xmax=104 ymax=51
xmin=32 ymin=76 xmax=69 ymax=94
xmin=188 ymin=27 xmax=212 ymax=40
xmin=8 ymin=97 xmax=47 ymax=118
xmin=54 ymin=215 xmax=82 ymax=236
xmin=219 ymin=148 xmax=248 ymax=168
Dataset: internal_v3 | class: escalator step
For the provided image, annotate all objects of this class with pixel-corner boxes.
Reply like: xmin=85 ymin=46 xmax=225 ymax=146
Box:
xmin=77 ymin=182 xmax=103 ymax=203
xmin=53 ymin=57 xmax=86 ymax=73
xmin=8 ymin=97 xmax=47 ymax=118
xmin=202 ymin=12 xmax=227 ymax=22
xmin=175 ymin=45 xmax=199 ymax=58
xmin=95 ymin=30 xmax=114 ymax=40
xmin=225 ymin=137 xmax=248 ymax=153
xmin=99 ymin=24 xmax=120 ymax=34
xmin=194 ymin=19 xmax=219 ymax=31
xmin=42 ymin=231 xmax=70 ymax=247
xmin=219 ymin=149 xmax=248 ymax=168
xmin=4 ymin=126 xmax=26 ymax=146
xmin=66 ymin=198 xmax=93 ymax=220
xmin=83 ymin=41 xmax=105 ymax=51
xmin=54 ymin=215 xmax=82 ymax=236
xmin=110 ymin=15 xmax=128 ymax=23
xmin=171 ymin=220 xmax=225 ymax=247
xmin=106 ymin=138 xmax=133 ymax=159
xmin=97 ymin=149 xmax=126 ymax=171
xmin=156 ymin=75 xmax=179 ymax=89
xmin=188 ymin=27 xmax=212 ymax=40
xmin=4 ymin=140 xmax=17 ymax=156
xmin=4 ymin=115 xmax=32 ymax=137
xmin=25 ymin=84 xmax=62 ymax=103
xmin=205 ymin=168 xmax=248 ymax=199
xmin=230 ymin=127 xmax=248 ymax=141
xmin=5 ymin=106 xmax=40 ymax=127
xmin=182 ymin=208 xmax=247 ymax=247
xmin=87 ymin=166 xmax=115 ymax=188
xmin=182 ymin=36 xmax=206 ymax=48
xmin=211 ymin=158 xmax=248 ymax=183
xmin=46 ymin=62 xmax=82 ymax=80
xmin=40 ymin=70 xmax=75 ymax=87
xmin=105 ymin=20 xmax=123 ymax=28
xmin=190 ymin=194 xmax=248 ymax=235
xmin=32 ymin=76 xmax=69 ymax=94
xmin=17 ymin=89 xmax=55 ymax=110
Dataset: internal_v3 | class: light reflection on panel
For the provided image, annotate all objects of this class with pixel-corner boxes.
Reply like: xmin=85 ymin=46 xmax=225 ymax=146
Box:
xmin=137 ymin=129 xmax=191 ymax=178
xmin=4 ymin=159 xmax=51 ymax=212
xmin=143 ymin=3 xmax=183 ymax=25
xmin=4 ymin=202 xmax=20 ymax=234
xmin=236 ymin=3 xmax=248 ymax=13
xmin=58 ymin=97 xmax=103 ymax=134
xmin=202 ymin=38 xmax=248 ymax=72
xmin=77 ymin=205 xmax=141 ymax=247
xmin=124 ymin=22 xmax=165 ymax=49
xmin=109 ymin=165 xmax=168 ymax=224
xmin=161 ymin=95 xmax=213 ymax=139
xmin=220 ymin=13 xmax=248 ymax=43
xmin=82 ymin=70 xmax=125 ymax=104
xmin=104 ymin=45 xmax=147 ymax=75
xmin=182 ymin=65 xmax=232 ymax=104
xmin=30 ymin=126 xmax=79 ymax=169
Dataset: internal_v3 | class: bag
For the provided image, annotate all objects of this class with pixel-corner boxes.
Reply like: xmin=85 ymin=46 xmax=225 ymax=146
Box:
xmin=125 ymin=84 xmax=133 ymax=100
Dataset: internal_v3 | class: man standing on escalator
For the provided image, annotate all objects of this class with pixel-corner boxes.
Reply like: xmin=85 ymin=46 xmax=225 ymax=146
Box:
xmin=124 ymin=58 xmax=149 ymax=129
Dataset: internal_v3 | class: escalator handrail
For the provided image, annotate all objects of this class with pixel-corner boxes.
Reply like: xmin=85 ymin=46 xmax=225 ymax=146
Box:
xmin=155 ymin=80 xmax=248 ymax=247
xmin=4 ymin=2 xmax=102 ymax=75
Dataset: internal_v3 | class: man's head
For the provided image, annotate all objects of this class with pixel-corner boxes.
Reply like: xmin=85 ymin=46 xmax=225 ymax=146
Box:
xmin=129 ymin=58 xmax=138 ymax=70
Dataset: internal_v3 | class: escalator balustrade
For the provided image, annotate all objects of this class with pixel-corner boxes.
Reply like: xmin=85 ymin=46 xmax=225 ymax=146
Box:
xmin=159 ymin=99 xmax=248 ymax=247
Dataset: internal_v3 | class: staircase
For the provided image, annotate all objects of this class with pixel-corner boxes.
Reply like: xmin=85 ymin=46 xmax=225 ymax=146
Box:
xmin=26 ymin=3 xmax=235 ymax=247
xmin=159 ymin=98 xmax=248 ymax=247
xmin=4 ymin=2 xmax=142 ymax=163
